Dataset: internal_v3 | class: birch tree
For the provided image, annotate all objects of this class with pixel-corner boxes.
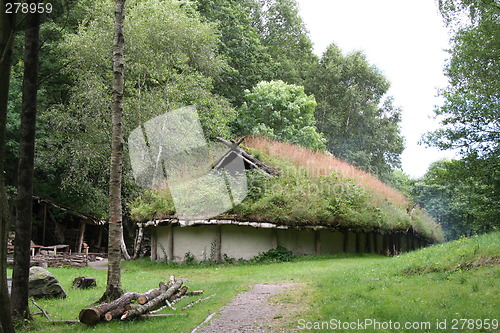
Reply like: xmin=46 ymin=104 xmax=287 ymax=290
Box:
xmin=101 ymin=0 xmax=126 ymax=302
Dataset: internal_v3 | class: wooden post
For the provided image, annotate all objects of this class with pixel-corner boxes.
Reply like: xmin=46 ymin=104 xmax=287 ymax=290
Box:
xmin=151 ymin=228 xmax=157 ymax=261
xmin=133 ymin=225 xmax=144 ymax=259
xmin=214 ymin=225 xmax=221 ymax=262
xmin=78 ymin=221 xmax=86 ymax=253
xmin=364 ymin=232 xmax=371 ymax=253
xmin=42 ymin=202 xmax=47 ymax=246
xmin=271 ymin=228 xmax=278 ymax=249
xmin=96 ymin=226 xmax=103 ymax=249
xmin=389 ymin=234 xmax=395 ymax=255
xmin=314 ymin=230 xmax=321 ymax=254
xmin=373 ymin=232 xmax=378 ymax=253
xmin=166 ymin=224 xmax=174 ymax=262
xmin=343 ymin=231 xmax=349 ymax=253
xmin=382 ymin=234 xmax=388 ymax=255
xmin=355 ymin=232 xmax=361 ymax=253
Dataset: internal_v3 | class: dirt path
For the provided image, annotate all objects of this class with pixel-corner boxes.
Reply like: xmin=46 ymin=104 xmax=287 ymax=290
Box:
xmin=88 ymin=258 xmax=108 ymax=270
xmin=200 ymin=283 xmax=299 ymax=333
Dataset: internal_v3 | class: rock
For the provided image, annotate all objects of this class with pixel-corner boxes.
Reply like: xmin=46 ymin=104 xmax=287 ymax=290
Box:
xmin=28 ymin=266 xmax=67 ymax=299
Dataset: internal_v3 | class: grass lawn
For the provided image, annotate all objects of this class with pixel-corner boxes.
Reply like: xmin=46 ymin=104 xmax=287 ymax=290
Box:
xmin=10 ymin=232 xmax=499 ymax=332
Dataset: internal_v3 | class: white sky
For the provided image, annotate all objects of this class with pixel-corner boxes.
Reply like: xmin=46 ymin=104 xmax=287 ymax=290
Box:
xmin=296 ymin=0 xmax=457 ymax=178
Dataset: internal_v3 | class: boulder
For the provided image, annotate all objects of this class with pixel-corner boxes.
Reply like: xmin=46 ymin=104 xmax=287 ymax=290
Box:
xmin=28 ymin=266 xmax=67 ymax=299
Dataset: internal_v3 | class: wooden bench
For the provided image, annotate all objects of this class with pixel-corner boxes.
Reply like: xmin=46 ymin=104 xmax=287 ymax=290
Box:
xmin=7 ymin=244 xmax=43 ymax=257
xmin=39 ymin=244 xmax=70 ymax=255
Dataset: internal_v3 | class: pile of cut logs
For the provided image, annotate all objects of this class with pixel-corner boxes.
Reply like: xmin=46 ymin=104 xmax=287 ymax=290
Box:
xmin=79 ymin=277 xmax=208 ymax=325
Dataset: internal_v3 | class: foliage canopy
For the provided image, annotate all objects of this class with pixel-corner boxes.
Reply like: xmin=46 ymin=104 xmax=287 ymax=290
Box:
xmin=238 ymin=80 xmax=326 ymax=151
xmin=307 ymin=43 xmax=404 ymax=180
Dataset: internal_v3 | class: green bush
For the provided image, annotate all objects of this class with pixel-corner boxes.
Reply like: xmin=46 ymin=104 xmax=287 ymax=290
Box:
xmin=253 ymin=246 xmax=295 ymax=263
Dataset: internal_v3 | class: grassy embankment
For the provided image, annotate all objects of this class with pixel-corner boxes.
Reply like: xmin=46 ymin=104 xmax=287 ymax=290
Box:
xmin=11 ymin=231 xmax=499 ymax=332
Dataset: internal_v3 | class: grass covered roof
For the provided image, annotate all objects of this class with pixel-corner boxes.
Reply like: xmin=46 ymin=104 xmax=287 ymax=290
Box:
xmin=129 ymin=136 xmax=444 ymax=243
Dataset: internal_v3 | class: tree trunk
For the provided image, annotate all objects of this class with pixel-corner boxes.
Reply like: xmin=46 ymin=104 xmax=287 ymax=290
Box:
xmin=101 ymin=0 xmax=126 ymax=302
xmin=121 ymin=223 xmax=131 ymax=260
xmin=11 ymin=3 xmax=40 ymax=320
xmin=79 ymin=292 xmax=140 ymax=325
xmin=0 ymin=4 xmax=15 ymax=332
xmin=121 ymin=280 xmax=183 ymax=320
xmin=132 ymin=224 xmax=144 ymax=259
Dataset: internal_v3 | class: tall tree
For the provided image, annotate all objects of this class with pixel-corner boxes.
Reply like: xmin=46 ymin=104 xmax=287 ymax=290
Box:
xmin=257 ymin=0 xmax=317 ymax=85
xmin=101 ymin=0 xmax=126 ymax=302
xmin=307 ymin=43 xmax=404 ymax=179
xmin=426 ymin=0 xmax=499 ymax=160
xmin=34 ymin=0 xmax=233 ymax=222
xmin=238 ymin=80 xmax=326 ymax=150
xmin=413 ymin=159 xmax=498 ymax=240
xmin=195 ymin=0 xmax=271 ymax=105
xmin=422 ymin=0 xmax=499 ymax=236
xmin=11 ymin=0 xmax=40 ymax=319
xmin=0 ymin=1 xmax=15 ymax=330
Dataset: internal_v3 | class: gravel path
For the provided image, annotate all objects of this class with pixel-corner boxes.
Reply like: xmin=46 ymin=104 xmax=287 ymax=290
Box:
xmin=88 ymin=261 xmax=300 ymax=331
xmin=88 ymin=258 xmax=108 ymax=270
xmin=200 ymin=283 xmax=298 ymax=333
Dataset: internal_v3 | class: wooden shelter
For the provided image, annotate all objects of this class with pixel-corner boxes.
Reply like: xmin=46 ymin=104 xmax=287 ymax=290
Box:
xmin=32 ymin=196 xmax=106 ymax=253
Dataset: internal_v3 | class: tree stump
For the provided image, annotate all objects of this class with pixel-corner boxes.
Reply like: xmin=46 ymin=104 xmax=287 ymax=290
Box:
xmin=73 ymin=277 xmax=97 ymax=289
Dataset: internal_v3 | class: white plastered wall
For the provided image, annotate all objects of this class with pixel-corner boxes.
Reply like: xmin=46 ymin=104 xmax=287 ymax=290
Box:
xmin=153 ymin=224 xmax=410 ymax=261
xmin=221 ymin=225 xmax=273 ymax=260
xmin=319 ymin=230 xmax=343 ymax=253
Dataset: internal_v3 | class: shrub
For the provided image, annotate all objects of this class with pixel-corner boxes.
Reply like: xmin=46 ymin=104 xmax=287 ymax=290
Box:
xmin=253 ymin=246 xmax=295 ymax=263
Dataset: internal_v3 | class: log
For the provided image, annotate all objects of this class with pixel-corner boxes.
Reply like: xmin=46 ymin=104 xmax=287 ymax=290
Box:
xmin=171 ymin=286 xmax=188 ymax=301
xmin=79 ymin=292 xmax=140 ymax=325
xmin=170 ymin=295 xmax=188 ymax=306
xmin=185 ymin=290 xmax=204 ymax=296
xmin=121 ymin=280 xmax=183 ymax=320
xmin=137 ymin=282 xmax=167 ymax=305
xmin=48 ymin=320 xmax=81 ymax=324
xmin=104 ymin=304 xmax=132 ymax=322
xmin=141 ymin=313 xmax=187 ymax=318
xmin=150 ymin=304 xmax=169 ymax=314
xmin=182 ymin=294 xmax=216 ymax=310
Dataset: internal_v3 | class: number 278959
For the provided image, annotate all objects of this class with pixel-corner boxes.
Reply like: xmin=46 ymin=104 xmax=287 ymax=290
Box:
xmin=5 ymin=2 xmax=53 ymax=14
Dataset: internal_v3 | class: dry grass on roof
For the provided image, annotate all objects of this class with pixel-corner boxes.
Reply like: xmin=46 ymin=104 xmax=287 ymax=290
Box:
xmin=244 ymin=136 xmax=409 ymax=206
